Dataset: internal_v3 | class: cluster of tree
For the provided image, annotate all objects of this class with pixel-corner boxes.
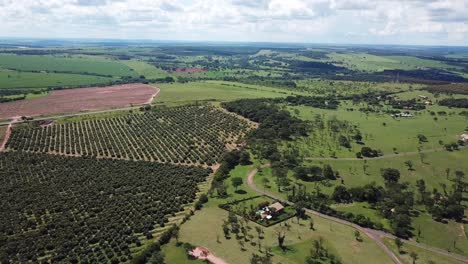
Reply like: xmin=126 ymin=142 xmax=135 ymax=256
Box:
xmin=439 ymin=98 xmax=468 ymax=108
xmin=274 ymin=95 xmax=340 ymax=110
xmin=415 ymin=171 xmax=466 ymax=222
xmin=294 ymin=165 xmax=337 ymax=182
xmin=356 ymin=146 xmax=382 ymax=158
xmin=211 ymin=150 xmax=251 ymax=197
xmin=222 ymin=99 xmax=309 ymax=140
xmin=290 ymin=168 xmax=418 ymax=238
xmin=425 ymin=83 xmax=468 ymax=95
xmin=0 ymin=96 xmax=26 ymax=103
xmin=7 ymin=105 xmax=251 ymax=166
xmin=305 ymin=238 xmax=342 ymax=264
xmin=288 ymin=185 xmax=377 ymax=229
xmin=0 ymin=152 xmax=210 ymax=263
xmin=285 ymin=60 xmax=347 ymax=74
xmin=333 ymin=169 xmax=414 ymax=238
xmin=388 ymin=98 xmax=426 ymax=111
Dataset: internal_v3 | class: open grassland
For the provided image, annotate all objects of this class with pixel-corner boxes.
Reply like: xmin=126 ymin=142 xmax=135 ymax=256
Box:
xmin=0 ymin=70 xmax=116 ymax=89
xmin=383 ymin=238 xmax=466 ymax=264
xmin=285 ymin=97 xmax=468 ymax=159
xmin=0 ymin=54 xmax=137 ymax=77
xmin=176 ymin=163 xmax=394 ymax=264
xmin=154 ymin=81 xmax=294 ymax=104
xmin=384 ymin=56 xmax=465 ymax=72
xmin=327 ymin=53 xmax=465 ymax=74
xmin=327 ymin=53 xmax=414 ymax=72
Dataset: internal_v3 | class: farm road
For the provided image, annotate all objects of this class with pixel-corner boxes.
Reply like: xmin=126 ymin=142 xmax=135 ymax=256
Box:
xmin=246 ymin=165 xmax=468 ymax=264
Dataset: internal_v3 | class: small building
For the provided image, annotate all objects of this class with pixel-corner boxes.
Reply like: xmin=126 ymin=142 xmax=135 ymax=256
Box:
xmin=269 ymin=202 xmax=285 ymax=214
xmin=460 ymin=134 xmax=468 ymax=142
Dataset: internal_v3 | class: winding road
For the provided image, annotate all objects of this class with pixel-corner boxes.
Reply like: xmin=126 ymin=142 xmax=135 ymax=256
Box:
xmin=245 ymin=165 xmax=468 ymax=264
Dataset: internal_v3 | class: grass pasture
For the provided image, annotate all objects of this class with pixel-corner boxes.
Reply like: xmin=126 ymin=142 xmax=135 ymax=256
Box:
xmin=154 ymin=81 xmax=295 ymax=104
xmin=0 ymin=70 xmax=116 ymax=90
xmin=122 ymin=60 xmax=170 ymax=79
xmin=383 ymin=238 xmax=465 ymax=264
xmin=0 ymin=54 xmax=136 ymax=77
xmin=286 ymin=98 xmax=467 ymax=158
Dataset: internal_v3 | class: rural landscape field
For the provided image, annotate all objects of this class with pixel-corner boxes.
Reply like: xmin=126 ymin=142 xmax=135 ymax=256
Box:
xmin=0 ymin=1 xmax=467 ymax=264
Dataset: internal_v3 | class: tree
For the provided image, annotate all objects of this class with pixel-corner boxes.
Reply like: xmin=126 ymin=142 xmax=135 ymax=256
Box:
xmin=309 ymin=218 xmax=315 ymax=230
xmin=353 ymin=131 xmax=363 ymax=142
xmin=354 ymin=230 xmax=362 ymax=242
xmin=410 ymin=251 xmax=418 ymax=264
xmin=261 ymin=178 xmax=270 ymax=188
xmin=445 ymin=168 xmax=451 ymax=179
xmin=381 ymin=168 xmax=400 ymax=184
xmin=323 ymin=165 xmax=336 ymax=180
xmin=295 ymin=202 xmax=307 ymax=220
xmin=404 ymin=160 xmax=414 ymax=171
xmin=231 ymin=177 xmax=243 ymax=191
xmin=276 ymin=231 xmax=286 ymax=251
xmin=332 ymin=186 xmax=352 ymax=203
xmin=239 ymin=151 xmax=251 ymax=165
xmin=338 ymin=135 xmax=351 ymax=148
xmin=394 ymin=238 xmax=403 ymax=253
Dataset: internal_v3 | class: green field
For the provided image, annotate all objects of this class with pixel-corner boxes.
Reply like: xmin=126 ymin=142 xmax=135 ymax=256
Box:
xmin=154 ymin=81 xmax=297 ymax=104
xmin=122 ymin=60 xmax=170 ymax=79
xmin=0 ymin=54 xmax=136 ymax=77
xmin=285 ymin=93 xmax=467 ymax=159
xmin=0 ymin=69 xmax=116 ymax=89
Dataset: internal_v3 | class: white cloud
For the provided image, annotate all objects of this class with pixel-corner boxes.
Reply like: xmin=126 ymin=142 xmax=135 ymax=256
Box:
xmin=0 ymin=0 xmax=465 ymax=45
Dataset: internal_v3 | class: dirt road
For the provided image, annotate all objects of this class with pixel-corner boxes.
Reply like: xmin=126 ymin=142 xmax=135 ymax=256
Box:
xmin=0 ymin=116 xmax=20 ymax=152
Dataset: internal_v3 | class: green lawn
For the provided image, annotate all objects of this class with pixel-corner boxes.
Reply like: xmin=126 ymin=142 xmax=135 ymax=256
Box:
xmin=0 ymin=54 xmax=136 ymax=77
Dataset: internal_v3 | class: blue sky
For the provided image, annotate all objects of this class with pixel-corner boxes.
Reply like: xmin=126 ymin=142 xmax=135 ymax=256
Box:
xmin=0 ymin=0 xmax=467 ymax=46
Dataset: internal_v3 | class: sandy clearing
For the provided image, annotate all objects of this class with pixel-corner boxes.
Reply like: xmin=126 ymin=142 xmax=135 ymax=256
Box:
xmin=190 ymin=247 xmax=229 ymax=264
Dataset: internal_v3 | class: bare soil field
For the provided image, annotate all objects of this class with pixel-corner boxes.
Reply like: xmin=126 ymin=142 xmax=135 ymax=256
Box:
xmin=0 ymin=84 xmax=159 ymax=119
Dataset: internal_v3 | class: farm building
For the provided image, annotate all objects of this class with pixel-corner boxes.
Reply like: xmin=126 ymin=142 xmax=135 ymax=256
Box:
xmin=460 ymin=134 xmax=468 ymax=142
xmin=257 ymin=202 xmax=285 ymax=220
xmin=391 ymin=113 xmax=413 ymax=118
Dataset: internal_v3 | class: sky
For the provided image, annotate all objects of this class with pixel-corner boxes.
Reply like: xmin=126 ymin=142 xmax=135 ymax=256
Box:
xmin=0 ymin=0 xmax=467 ymax=46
